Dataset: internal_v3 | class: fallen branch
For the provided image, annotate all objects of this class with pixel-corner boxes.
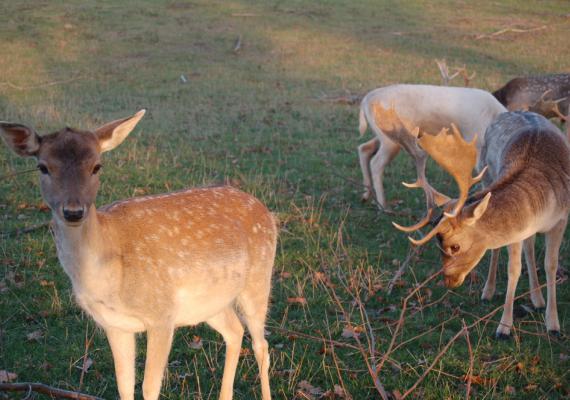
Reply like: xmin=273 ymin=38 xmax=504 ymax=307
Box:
xmin=475 ymin=25 xmax=546 ymax=40
xmin=0 ymin=382 xmax=104 ymax=400
xmin=316 ymin=93 xmax=363 ymax=105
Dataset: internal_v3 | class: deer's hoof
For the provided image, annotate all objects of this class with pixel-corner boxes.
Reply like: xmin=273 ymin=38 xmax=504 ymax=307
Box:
xmin=548 ymin=330 xmax=561 ymax=338
xmin=495 ymin=332 xmax=511 ymax=340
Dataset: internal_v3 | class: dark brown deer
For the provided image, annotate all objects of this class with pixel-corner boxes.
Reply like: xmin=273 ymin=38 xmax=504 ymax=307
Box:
xmin=0 ymin=111 xmax=277 ymax=400
xmin=394 ymin=112 xmax=570 ymax=338
xmin=493 ymin=73 xmax=569 ymax=122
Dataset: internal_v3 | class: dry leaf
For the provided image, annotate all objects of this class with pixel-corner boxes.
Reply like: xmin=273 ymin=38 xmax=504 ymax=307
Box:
xmin=26 ymin=330 xmax=44 ymax=341
xmin=524 ymin=383 xmax=538 ymax=392
xmin=76 ymin=357 xmax=93 ymax=373
xmin=504 ymin=385 xmax=516 ymax=395
xmin=287 ymin=297 xmax=307 ymax=305
xmin=297 ymin=380 xmax=324 ymax=398
xmin=392 ymin=389 xmax=403 ymax=400
xmin=341 ymin=325 xmax=363 ymax=340
xmin=188 ymin=335 xmax=203 ymax=349
xmin=464 ymin=375 xmax=497 ymax=386
xmin=0 ymin=370 xmax=17 ymax=383
xmin=333 ymin=384 xmax=348 ymax=398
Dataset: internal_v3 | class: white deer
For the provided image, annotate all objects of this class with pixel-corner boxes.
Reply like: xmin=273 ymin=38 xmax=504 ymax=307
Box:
xmin=357 ymin=84 xmax=506 ymax=210
xmin=0 ymin=111 xmax=277 ymax=400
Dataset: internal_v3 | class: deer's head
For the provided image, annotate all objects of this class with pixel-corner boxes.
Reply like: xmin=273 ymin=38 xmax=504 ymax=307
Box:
xmin=0 ymin=110 xmax=145 ymax=226
xmin=393 ymin=124 xmax=492 ymax=288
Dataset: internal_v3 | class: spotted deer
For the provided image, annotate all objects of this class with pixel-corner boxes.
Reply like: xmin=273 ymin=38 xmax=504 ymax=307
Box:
xmin=493 ymin=73 xmax=569 ymax=122
xmin=393 ymin=111 xmax=570 ymax=338
xmin=0 ymin=111 xmax=277 ymax=400
xmin=358 ymin=84 xmax=506 ymax=210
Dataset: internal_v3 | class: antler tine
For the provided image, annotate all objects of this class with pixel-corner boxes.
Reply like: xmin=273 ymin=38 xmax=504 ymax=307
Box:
xmin=392 ymin=208 xmax=433 ymax=233
xmin=417 ymin=124 xmax=481 ymax=218
xmin=408 ymin=222 xmax=444 ymax=246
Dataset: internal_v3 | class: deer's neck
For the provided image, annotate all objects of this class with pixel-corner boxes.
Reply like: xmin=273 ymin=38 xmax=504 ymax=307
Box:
xmin=477 ymin=166 xmax=566 ymax=248
xmin=52 ymin=206 xmax=112 ymax=286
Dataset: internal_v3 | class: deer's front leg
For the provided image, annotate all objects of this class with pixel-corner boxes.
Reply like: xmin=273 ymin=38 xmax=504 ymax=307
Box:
xmin=105 ymin=328 xmax=136 ymax=400
xmin=544 ymin=218 xmax=567 ymax=334
xmin=496 ymin=242 xmax=522 ymax=339
xmin=481 ymin=249 xmax=500 ymax=301
xmin=142 ymin=326 xmax=175 ymax=400
xmin=522 ymin=235 xmax=545 ymax=309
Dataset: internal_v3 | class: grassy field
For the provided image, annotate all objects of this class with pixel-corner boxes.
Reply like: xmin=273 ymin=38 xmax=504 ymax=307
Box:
xmin=1 ymin=1 xmax=569 ymax=399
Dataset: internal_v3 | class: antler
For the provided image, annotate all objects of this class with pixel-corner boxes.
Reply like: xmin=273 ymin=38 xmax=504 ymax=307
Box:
xmin=418 ymin=124 xmax=486 ymax=218
xmin=372 ymin=103 xmax=452 ymax=214
xmin=436 ymin=59 xmax=476 ymax=87
xmin=393 ymin=124 xmax=488 ymax=246
xmin=533 ymin=90 xmax=568 ymax=121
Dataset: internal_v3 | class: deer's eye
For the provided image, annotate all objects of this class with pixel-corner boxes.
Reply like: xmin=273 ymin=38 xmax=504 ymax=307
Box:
xmin=450 ymin=244 xmax=460 ymax=254
xmin=37 ymin=164 xmax=49 ymax=175
xmin=92 ymin=164 xmax=102 ymax=175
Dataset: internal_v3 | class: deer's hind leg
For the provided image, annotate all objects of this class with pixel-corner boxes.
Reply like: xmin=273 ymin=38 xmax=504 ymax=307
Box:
xmin=369 ymin=136 xmax=401 ymax=210
xmin=358 ymin=137 xmax=380 ymax=202
xmin=543 ymin=218 xmax=567 ymax=334
xmin=207 ymin=307 xmax=245 ymax=400
xmin=238 ymin=282 xmax=272 ymax=400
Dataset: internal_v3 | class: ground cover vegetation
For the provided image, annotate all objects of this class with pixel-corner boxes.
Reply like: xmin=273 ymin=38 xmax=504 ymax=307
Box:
xmin=0 ymin=1 xmax=569 ymax=398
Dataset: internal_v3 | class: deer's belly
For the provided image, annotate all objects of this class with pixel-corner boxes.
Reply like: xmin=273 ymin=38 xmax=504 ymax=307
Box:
xmin=76 ymin=294 xmax=146 ymax=333
xmin=172 ymin=286 xmax=242 ymax=326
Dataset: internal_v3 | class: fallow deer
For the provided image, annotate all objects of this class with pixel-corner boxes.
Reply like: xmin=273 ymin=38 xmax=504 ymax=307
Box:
xmin=0 ymin=111 xmax=278 ymax=400
xmin=358 ymin=84 xmax=506 ymax=210
xmin=493 ymin=73 xmax=569 ymax=122
xmin=394 ymin=111 xmax=570 ymax=338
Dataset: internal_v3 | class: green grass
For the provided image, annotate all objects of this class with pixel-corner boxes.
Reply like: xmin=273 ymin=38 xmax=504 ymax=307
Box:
xmin=1 ymin=0 xmax=569 ymax=399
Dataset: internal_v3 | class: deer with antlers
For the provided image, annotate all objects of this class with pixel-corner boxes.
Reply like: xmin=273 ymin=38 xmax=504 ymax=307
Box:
xmin=493 ymin=73 xmax=569 ymax=123
xmin=394 ymin=111 xmax=570 ymax=338
xmin=0 ymin=111 xmax=277 ymax=400
xmin=358 ymin=84 xmax=506 ymax=210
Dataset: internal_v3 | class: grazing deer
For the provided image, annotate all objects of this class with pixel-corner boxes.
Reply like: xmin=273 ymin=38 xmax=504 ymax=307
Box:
xmin=394 ymin=111 xmax=570 ymax=338
xmin=0 ymin=111 xmax=277 ymax=400
xmin=493 ymin=73 xmax=569 ymax=122
xmin=357 ymin=84 xmax=506 ymax=210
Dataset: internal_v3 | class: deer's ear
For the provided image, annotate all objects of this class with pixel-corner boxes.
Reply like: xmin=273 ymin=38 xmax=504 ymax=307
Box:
xmin=0 ymin=122 xmax=41 ymax=157
xmin=463 ymin=192 xmax=491 ymax=226
xmin=95 ymin=109 xmax=146 ymax=153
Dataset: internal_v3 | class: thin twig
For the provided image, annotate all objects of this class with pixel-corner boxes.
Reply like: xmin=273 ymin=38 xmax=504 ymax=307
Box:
xmin=0 ymin=383 xmax=104 ymax=400
xmin=386 ymin=245 xmax=420 ymax=295
xmin=475 ymin=25 xmax=546 ymax=40
xmin=0 ymin=168 xmax=37 ymax=181
xmin=463 ymin=320 xmax=474 ymax=400
xmin=0 ymin=75 xmax=83 ymax=90
xmin=0 ymin=221 xmax=50 ymax=237
xmin=233 ymin=35 xmax=242 ymax=53
xmin=401 ymin=326 xmax=467 ymax=399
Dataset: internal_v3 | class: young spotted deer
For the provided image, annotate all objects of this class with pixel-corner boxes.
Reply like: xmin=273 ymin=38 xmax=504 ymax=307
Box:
xmin=357 ymin=84 xmax=506 ymax=210
xmin=394 ymin=112 xmax=570 ymax=338
xmin=0 ymin=111 xmax=277 ymax=400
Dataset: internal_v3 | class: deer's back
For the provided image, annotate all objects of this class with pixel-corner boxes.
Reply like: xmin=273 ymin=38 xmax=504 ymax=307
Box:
xmin=481 ymin=112 xmax=570 ymax=209
xmin=362 ymin=84 xmax=505 ymax=139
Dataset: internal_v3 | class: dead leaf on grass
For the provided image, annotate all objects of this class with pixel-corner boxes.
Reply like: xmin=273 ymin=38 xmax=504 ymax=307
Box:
xmin=188 ymin=335 xmax=203 ymax=349
xmin=287 ymin=297 xmax=308 ymax=305
xmin=0 ymin=370 xmax=17 ymax=383
xmin=26 ymin=330 xmax=44 ymax=341
xmin=297 ymin=380 xmax=324 ymax=399
xmin=341 ymin=325 xmax=363 ymax=340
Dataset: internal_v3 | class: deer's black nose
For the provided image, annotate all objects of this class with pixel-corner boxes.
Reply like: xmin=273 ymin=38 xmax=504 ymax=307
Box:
xmin=63 ymin=207 xmax=84 ymax=222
